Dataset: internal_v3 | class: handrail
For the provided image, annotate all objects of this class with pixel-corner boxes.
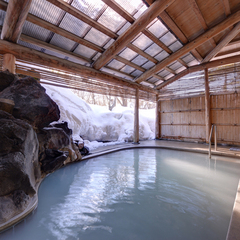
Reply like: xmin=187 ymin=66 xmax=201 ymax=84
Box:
xmin=209 ymin=124 xmax=217 ymax=158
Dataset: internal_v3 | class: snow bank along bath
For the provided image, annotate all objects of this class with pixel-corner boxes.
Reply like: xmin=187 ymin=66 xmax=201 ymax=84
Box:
xmin=1 ymin=148 xmax=239 ymax=240
xmin=44 ymin=85 xmax=155 ymax=150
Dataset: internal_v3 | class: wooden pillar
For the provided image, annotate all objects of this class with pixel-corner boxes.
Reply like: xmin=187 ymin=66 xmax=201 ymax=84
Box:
xmin=2 ymin=53 xmax=16 ymax=74
xmin=204 ymin=68 xmax=211 ymax=143
xmin=155 ymin=95 xmax=161 ymax=139
xmin=134 ymin=88 xmax=139 ymax=144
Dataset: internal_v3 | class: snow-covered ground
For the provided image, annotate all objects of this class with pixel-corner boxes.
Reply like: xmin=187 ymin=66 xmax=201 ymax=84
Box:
xmin=43 ymin=84 xmax=155 ymax=151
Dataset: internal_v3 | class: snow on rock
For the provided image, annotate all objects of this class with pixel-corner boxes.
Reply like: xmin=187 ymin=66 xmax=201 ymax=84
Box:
xmin=43 ymin=84 xmax=155 ymax=151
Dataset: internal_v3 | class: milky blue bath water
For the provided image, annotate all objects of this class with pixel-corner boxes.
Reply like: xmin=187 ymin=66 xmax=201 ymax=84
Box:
xmin=1 ymin=149 xmax=240 ymax=240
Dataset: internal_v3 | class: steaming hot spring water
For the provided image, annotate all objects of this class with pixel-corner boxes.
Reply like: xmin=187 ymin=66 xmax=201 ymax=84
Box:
xmin=1 ymin=148 xmax=239 ymax=240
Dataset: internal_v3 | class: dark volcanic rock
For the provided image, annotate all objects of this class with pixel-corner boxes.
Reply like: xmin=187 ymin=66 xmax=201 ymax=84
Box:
xmin=40 ymin=149 xmax=69 ymax=174
xmin=0 ymin=110 xmax=41 ymax=197
xmin=0 ymin=76 xmax=60 ymax=130
xmin=0 ymin=70 xmax=16 ymax=92
xmin=51 ymin=121 xmax=73 ymax=137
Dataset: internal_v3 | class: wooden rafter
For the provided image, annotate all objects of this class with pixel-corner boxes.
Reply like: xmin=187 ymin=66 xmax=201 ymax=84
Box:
xmin=1 ymin=0 xmax=32 ymax=42
xmin=135 ymin=10 xmax=240 ymax=83
xmin=46 ymin=0 xmax=118 ymax=39
xmin=0 ymin=40 xmax=158 ymax=94
xmin=202 ymin=22 xmax=240 ymax=63
xmin=156 ymin=55 xmax=240 ymax=90
xmin=92 ymin=0 xmax=176 ymax=70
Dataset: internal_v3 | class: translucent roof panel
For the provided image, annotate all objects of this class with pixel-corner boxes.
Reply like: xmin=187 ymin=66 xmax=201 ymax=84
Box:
xmin=18 ymin=40 xmax=42 ymax=52
xmin=144 ymin=43 xmax=162 ymax=57
xmin=117 ymin=22 xmax=131 ymax=35
xmin=50 ymin=34 xmax=76 ymax=51
xmin=142 ymin=61 xmax=155 ymax=70
xmin=98 ymin=7 xmax=126 ymax=32
xmin=131 ymin=55 xmax=148 ymax=66
xmin=147 ymin=20 xmax=168 ymax=38
xmin=176 ymin=66 xmax=186 ymax=74
xmin=101 ymin=67 xmax=132 ymax=80
xmin=113 ymin=0 xmax=143 ymax=15
xmin=182 ymin=53 xmax=196 ymax=64
xmin=92 ymin=52 xmax=101 ymax=61
xmin=132 ymin=33 xmax=153 ymax=50
xmin=74 ymin=44 xmax=97 ymax=59
xmin=119 ymin=48 xmax=138 ymax=61
xmin=133 ymin=4 xmax=147 ymax=19
xmin=44 ymin=49 xmax=67 ymax=59
xmin=165 ymin=73 xmax=175 ymax=80
xmin=160 ymin=32 xmax=177 ymax=47
xmin=121 ymin=65 xmax=136 ymax=74
xmin=169 ymin=61 xmax=182 ymax=71
xmin=158 ymin=69 xmax=169 ymax=78
xmin=72 ymin=0 xmax=105 ymax=20
xmin=29 ymin=0 xmax=64 ymax=25
xmin=59 ymin=13 xmax=90 ymax=38
xmin=131 ymin=70 xmax=142 ymax=78
xmin=22 ymin=21 xmax=51 ymax=42
xmin=103 ymin=39 xmax=115 ymax=49
xmin=169 ymin=41 xmax=183 ymax=52
xmin=147 ymin=76 xmax=159 ymax=84
xmin=155 ymin=51 xmax=169 ymax=62
xmin=107 ymin=59 xmax=125 ymax=70
xmin=84 ymin=28 xmax=109 ymax=47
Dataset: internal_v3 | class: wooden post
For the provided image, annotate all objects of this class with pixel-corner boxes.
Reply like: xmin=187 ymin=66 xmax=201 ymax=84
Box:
xmin=204 ymin=68 xmax=211 ymax=143
xmin=155 ymin=96 xmax=161 ymax=139
xmin=134 ymin=88 xmax=139 ymax=144
xmin=2 ymin=53 xmax=16 ymax=74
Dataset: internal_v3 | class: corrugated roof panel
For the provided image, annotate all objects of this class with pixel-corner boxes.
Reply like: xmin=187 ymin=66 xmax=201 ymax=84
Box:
xmin=182 ymin=53 xmax=195 ymax=63
xmin=98 ymin=7 xmax=126 ymax=32
xmin=59 ymin=13 xmax=90 ymax=37
xmin=131 ymin=69 xmax=142 ymax=77
xmin=102 ymin=67 xmax=132 ymax=80
xmin=147 ymin=77 xmax=158 ymax=84
xmin=107 ymin=59 xmax=125 ymax=70
xmin=84 ymin=28 xmax=109 ymax=46
xmin=144 ymin=43 xmax=162 ymax=57
xmin=117 ymin=22 xmax=131 ymax=35
xmin=29 ymin=0 xmax=64 ymax=25
xmin=113 ymin=0 xmax=143 ymax=15
xmin=119 ymin=48 xmax=138 ymax=60
xmin=160 ymin=32 xmax=177 ymax=47
xmin=165 ymin=73 xmax=175 ymax=80
xmin=44 ymin=49 xmax=66 ymax=59
xmin=158 ymin=69 xmax=169 ymax=78
xmin=18 ymin=40 xmax=43 ymax=52
xmin=121 ymin=65 xmax=136 ymax=74
xmin=72 ymin=0 xmax=105 ymax=20
xmin=131 ymin=55 xmax=148 ymax=66
xmin=132 ymin=33 xmax=153 ymax=50
xmin=103 ymin=39 xmax=115 ymax=49
xmin=92 ymin=52 xmax=101 ymax=61
xmin=22 ymin=21 xmax=51 ymax=42
xmin=169 ymin=41 xmax=183 ymax=52
xmin=169 ymin=61 xmax=182 ymax=71
xmin=188 ymin=59 xmax=199 ymax=66
xmin=176 ymin=66 xmax=186 ymax=74
xmin=74 ymin=44 xmax=96 ymax=58
xmin=50 ymin=34 xmax=76 ymax=51
xmin=155 ymin=51 xmax=169 ymax=62
xmin=133 ymin=4 xmax=147 ymax=19
xmin=147 ymin=20 xmax=168 ymax=38
xmin=142 ymin=61 xmax=155 ymax=70
xmin=68 ymin=57 xmax=90 ymax=66
xmin=0 ymin=9 xmax=5 ymax=26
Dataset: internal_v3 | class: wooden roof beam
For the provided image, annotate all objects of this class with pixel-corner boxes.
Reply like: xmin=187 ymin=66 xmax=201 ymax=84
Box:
xmin=135 ymin=10 xmax=240 ymax=83
xmin=1 ymin=0 xmax=32 ymax=42
xmin=92 ymin=0 xmax=176 ymax=70
xmin=0 ymin=40 xmax=158 ymax=94
xmin=46 ymin=0 xmax=118 ymax=39
xmin=202 ymin=22 xmax=240 ymax=63
xmin=156 ymin=55 xmax=240 ymax=90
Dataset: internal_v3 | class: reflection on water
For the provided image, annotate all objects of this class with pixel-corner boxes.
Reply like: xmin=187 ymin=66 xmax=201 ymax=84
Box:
xmin=1 ymin=149 xmax=240 ymax=240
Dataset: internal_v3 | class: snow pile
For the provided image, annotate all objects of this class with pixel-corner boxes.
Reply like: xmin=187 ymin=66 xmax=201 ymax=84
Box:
xmin=43 ymin=84 xmax=155 ymax=150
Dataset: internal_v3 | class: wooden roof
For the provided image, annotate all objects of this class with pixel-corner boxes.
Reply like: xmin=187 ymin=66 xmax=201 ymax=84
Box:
xmin=0 ymin=0 xmax=240 ymax=96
